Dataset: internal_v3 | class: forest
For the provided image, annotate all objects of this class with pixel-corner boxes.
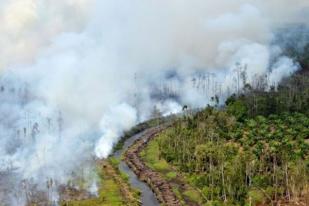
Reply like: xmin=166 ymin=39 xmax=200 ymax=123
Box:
xmin=152 ymin=71 xmax=309 ymax=206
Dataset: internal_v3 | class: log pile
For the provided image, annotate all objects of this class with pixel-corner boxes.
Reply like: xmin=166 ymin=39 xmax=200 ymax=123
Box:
xmin=125 ymin=126 xmax=181 ymax=206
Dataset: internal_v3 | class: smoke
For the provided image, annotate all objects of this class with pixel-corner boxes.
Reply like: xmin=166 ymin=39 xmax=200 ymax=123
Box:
xmin=0 ymin=0 xmax=95 ymax=70
xmin=0 ymin=0 xmax=308 ymax=204
xmin=95 ymin=103 xmax=137 ymax=158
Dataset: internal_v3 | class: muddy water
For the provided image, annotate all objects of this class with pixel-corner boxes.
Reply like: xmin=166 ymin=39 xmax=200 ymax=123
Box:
xmin=113 ymin=130 xmax=160 ymax=206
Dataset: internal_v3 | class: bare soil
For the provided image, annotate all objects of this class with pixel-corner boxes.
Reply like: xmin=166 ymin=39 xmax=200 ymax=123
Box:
xmin=124 ymin=125 xmax=181 ymax=206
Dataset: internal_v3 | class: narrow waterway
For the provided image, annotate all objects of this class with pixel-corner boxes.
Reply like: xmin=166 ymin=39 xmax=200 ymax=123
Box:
xmin=113 ymin=130 xmax=160 ymax=206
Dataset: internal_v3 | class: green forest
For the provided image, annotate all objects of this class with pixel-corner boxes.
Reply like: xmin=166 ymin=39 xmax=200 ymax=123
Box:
xmin=153 ymin=72 xmax=309 ymax=206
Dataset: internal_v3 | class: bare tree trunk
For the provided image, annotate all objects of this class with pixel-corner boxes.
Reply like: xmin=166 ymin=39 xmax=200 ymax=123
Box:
xmin=285 ymin=163 xmax=291 ymax=201
xmin=273 ymin=157 xmax=278 ymax=202
xmin=210 ymin=156 xmax=214 ymax=201
xmin=221 ymin=164 xmax=227 ymax=202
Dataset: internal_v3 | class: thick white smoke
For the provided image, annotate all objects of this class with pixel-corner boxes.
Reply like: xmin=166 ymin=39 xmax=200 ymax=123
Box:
xmin=0 ymin=0 xmax=308 ymax=205
xmin=95 ymin=103 xmax=137 ymax=158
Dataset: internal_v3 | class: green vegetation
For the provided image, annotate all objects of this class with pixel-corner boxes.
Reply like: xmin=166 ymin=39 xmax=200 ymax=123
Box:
xmin=226 ymin=73 xmax=309 ymax=119
xmin=149 ymin=73 xmax=309 ymax=206
xmin=156 ymin=107 xmax=309 ymax=205
xmin=140 ymin=140 xmax=169 ymax=172
xmin=140 ymin=138 xmax=205 ymax=205
xmin=166 ymin=171 xmax=177 ymax=180
xmin=183 ymin=189 xmax=202 ymax=203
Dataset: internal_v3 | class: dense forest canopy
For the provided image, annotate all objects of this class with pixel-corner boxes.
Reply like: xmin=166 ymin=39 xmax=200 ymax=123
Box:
xmin=154 ymin=59 xmax=309 ymax=205
xmin=157 ymin=109 xmax=308 ymax=205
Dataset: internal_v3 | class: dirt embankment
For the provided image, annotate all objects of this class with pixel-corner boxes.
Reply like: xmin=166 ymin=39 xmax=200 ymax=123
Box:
xmin=124 ymin=126 xmax=181 ymax=206
xmin=99 ymin=160 xmax=141 ymax=205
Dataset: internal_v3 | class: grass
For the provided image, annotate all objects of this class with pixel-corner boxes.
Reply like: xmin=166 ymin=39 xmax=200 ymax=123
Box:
xmin=61 ymin=170 xmax=125 ymax=206
xmin=248 ymin=189 xmax=265 ymax=206
xmin=61 ymin=159 xmax=139 ymax=206
xmin=141 ymin=137 xmax=205 ymax=205
xmin=119 ymin=171 xmax=129 ymax=182
xmin=172 ymin=186 xmax=185 ymax=205
xmin=140 ymin=140 xmax=170 ymax=172
xmin=183 ymin=189 xmax=202 ymax=204
xmin=109 ymin=157 xmax=120 ymax=168
xmin=166 ymin=171 xmax=177 ymax=180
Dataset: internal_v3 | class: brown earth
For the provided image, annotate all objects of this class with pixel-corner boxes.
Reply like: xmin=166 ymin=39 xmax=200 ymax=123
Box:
xmin=124 ymin=125 xmax=181 ymax=206
xmin=98 ymin=159 xmax=141 ymax=206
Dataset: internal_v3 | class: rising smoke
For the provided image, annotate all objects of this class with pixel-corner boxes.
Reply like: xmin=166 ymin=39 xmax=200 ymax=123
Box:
xmin=0 ymin=0 xmax=308 ymax=205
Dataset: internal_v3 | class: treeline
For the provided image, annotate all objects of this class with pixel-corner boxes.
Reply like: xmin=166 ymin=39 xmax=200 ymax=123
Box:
xmin=225 ymin=72 xmax=309 ymax=121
